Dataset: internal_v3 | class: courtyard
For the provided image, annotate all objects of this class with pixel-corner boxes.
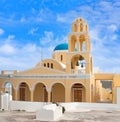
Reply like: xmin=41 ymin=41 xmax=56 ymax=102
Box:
xmin=0 ymin=109 xmax=120 ymax=122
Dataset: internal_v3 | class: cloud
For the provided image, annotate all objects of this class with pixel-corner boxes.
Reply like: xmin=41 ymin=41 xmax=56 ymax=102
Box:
xmin=0 ymin=44 xmax=16 ymax=55
xmin=28 ymin=28 xmax=38 ymax=35
xmin=0 ymin=35 xmax=16 ymax=55
xmin=39 ymin=31 xmax=54 ymax=46
xmin=108 ymin=24 xmax=117 ymax=32
xmin=0 ymin=28 xmax=4 ymax=35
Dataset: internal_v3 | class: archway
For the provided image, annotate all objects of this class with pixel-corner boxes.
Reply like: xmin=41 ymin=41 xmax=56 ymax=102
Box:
xmin=71 ymin=54 xmax=85 ymax=74
xmin=51 ymin=83 xmax=65 ymax=102
xmin=33 ymin=83 xmax=48 ymax=102
xmin=19 ymin=82 xmax=30 ymax=101
xmin=78 ymin=35 xmax=86 ymax=51
xmin=71 ymin=83 xmax=86 ymax=102
xmin=4 ymin=82 xmax=15 ymax=100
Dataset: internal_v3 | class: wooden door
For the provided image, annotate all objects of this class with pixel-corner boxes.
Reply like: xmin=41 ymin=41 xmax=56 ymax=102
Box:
xmin=74 ymin=89 xmax=82 ymax=102
xmin=20 ymin=87 xmax=26 ymax=101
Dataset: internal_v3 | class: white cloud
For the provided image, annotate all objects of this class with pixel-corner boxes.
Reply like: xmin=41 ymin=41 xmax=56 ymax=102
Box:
xmin=40 ymin=31 xmax=54 ymax=46
xmin=28 ymin=28 xmax=38 ymax=35
xmin=0 ymin=28 xmax=4 ymax=35
xmin=108 ymin=24 xmax=117 ymax=32
xmin=0 ymin=44 xmax=16 ymax=54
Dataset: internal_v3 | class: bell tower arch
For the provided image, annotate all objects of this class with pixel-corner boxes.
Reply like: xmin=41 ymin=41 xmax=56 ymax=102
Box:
xmin=69 ymin=18 xmax=90 ymax=52
xmin=67 ymin=17 xmax=92 ymax=74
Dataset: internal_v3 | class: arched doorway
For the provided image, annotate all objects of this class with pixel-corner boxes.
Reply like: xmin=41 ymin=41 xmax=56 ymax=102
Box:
xmin=4 ymin=82 xmax=12 ymax=94
xmin=51 ymin=83 xmax=65 ymax=102
xmin=71 ymin=83 xmax=86 ymax=102
xmin=33 ymin=83 xmax=48 ymax=102
xmin=19 ymin=82 xmax=30 ymax=101
xmin=4 ymin=82 xmax=15 ymax=100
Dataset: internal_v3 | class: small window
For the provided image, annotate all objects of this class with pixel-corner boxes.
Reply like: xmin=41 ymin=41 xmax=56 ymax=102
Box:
xmin=61 ymin=55 xmax=63 ymax=61
xmin=51 ymin=63 xmax=53 ymax=68
xmin=47 ymin=63 xmax=49 ymax=68
xmin=44 ymin=63 xmax=46 ymax=67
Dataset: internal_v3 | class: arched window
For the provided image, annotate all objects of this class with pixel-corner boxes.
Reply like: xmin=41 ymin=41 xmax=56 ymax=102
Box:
xmin=61 ymin=55 xmax=63 ymax=61
xmin=44 ymin=63 xmax=46 ymax=67
xmin=51 ymin=63 xmax=53 ymax=68
xmin=47 ymin=63 xmax=49 ymax=68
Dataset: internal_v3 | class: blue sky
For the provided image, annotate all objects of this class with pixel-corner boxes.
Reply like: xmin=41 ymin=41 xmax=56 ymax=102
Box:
xmin=0 ymin=0 xmax=120 ymax=73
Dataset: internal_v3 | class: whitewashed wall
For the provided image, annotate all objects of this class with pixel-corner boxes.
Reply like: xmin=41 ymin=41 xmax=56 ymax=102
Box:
xmin=60 ymin=102 xmax=119 ymax=112
xmin=9 ymin=101 xmax=120 ymax=112
xmin=9 ymin=101 xmax=47 ymax=112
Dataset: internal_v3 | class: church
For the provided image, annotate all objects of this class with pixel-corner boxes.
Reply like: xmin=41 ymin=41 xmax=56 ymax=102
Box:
xmin=0 ymin=17 xmax=120 ymax=103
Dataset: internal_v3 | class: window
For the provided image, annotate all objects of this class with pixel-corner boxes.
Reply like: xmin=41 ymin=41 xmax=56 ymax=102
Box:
xmin=44 ymin=63 xmax=46 ymax=67
xmin=51 ymin=63 xmax=53 ymax=68
xmin=61 ymin=55 xmax=63 ymax=61
xmin=47 ymin=63 xmax=49 ymax=68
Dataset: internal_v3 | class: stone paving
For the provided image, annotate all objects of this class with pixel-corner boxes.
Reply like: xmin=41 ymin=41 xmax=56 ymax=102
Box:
xmin=0 ymin=109 xmax=120 ymax=122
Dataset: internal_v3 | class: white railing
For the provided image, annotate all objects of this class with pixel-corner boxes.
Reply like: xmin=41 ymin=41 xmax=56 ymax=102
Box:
xmin=71 ymin=69 xmax=85 ymax=74
xmin=0 ymin=74 xmax=90 ymax=79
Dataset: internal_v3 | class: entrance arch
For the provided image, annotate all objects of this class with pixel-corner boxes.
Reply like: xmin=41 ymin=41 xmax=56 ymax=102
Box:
xmin=33 ymin=83 xmax=48 ymax=102
xmin=51 ymin=83 xmax=65 ymax=102
xmin=19 ymin=82 xmax=30 ymax=101
xmin=71 ymin=83 xmax=86 ymax=102
xmin=4 ymin=82 xmax=15 ymax=100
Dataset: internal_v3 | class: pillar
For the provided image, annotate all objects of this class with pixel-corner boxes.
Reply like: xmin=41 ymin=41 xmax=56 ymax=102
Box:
xmin=65 ymin=83 xmax=71 ymax=102
xmin=14 ymin=88 xmax=18 ymax=101
xmin=30 ymin=90 xmax=34 ymax=102
xmin=47 ymin=88 xmax=51 ymax=102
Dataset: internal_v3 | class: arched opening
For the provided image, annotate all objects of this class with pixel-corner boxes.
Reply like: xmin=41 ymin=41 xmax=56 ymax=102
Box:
xmin=19 ymin=82 xmax=30 ymax=101
xmin=79 ymin=35 xmax=86 ymax=51
xmin=4 ymin=82 xmax=15 ymax=100
xmin=34 ymin=83 xmax=48 ymax=102
xmin=51 ymin=83 xmax=65 ymax=102
xmin=71 ymin=54 xmax=86 ymax=74
xmin=71 ymin=83 xmax=86 ymax=102
xmin=4 ymin=82 xmax=12 ymax=94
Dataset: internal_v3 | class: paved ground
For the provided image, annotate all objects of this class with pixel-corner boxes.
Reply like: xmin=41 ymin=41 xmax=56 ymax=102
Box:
xmin=0 ymin=110 xmax=120 ymax=122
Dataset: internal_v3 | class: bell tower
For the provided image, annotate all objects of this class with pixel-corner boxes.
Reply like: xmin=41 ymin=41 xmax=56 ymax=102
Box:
xmin=67 ymin=18 xmax=92 ymax=74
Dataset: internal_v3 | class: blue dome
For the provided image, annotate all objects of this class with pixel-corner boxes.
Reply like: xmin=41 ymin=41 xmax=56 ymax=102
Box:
xmin=54 ymin=43 xmax=68 ymax=51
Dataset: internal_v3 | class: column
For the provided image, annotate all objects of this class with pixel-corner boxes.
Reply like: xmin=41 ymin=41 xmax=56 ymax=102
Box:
xmin=14 ymin=88 xmax=18 ymax=101
xmin=47 ymin=88 xmax=51 ymax=102
xmin=30 ymin=90 xmax=34 ymax=102
xmin=85 ymin=36 xmax=90 ymax=51
xmin=65 ymin=83 xmax=71 ymax=102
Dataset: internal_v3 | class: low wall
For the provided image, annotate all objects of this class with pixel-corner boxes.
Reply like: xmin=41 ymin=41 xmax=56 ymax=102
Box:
xmin=60 ymin=102 xmax=120 ymax=112
xmin=9 ymin=101 xmax=120 ymax=112
xmin=9 ymin=101 xmax=46 ymax=112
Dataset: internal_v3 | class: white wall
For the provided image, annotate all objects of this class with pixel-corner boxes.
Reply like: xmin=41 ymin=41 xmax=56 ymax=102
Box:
xmin=0 ymin=93 xmax=12 ymax=110
xmin=9 ymin=101 xmax=120 ymax=112
xmin=9 ymin=101 xmax=46 ymax=112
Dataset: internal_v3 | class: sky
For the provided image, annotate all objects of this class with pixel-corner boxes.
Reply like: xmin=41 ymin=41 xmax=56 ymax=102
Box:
xmin=0 ymin=0 xmax=120 ymax=73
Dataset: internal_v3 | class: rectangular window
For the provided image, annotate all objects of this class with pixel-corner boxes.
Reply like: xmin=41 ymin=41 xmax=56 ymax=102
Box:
xmin=51 ymin=63 xmax=53 ymax=68
xmin=61 ymin=55 xmax=63 ymax=61
xmin=44 ymin=63 xmax=46 ymax=67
